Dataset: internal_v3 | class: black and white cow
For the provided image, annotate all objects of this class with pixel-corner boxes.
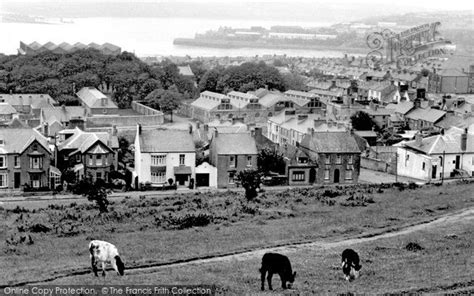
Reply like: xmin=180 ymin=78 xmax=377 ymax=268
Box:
xmin=341 ymin=248 xmax=361 ymax=281
xmin=89 ymin=240 xmax=125 ymax=277
xmin=260 ymin=253 xmax=296 ymax=291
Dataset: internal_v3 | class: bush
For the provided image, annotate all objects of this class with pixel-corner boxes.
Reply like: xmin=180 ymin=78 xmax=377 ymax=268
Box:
xmin=163 ymin=212 xmax=214 ymax=229
xmin=405 ymin=242 xmax=424 ymax=252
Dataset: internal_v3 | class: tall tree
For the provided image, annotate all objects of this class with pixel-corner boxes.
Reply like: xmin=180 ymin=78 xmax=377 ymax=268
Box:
xmin=144 ymin=88 xmax=182 ymax=122
xmin=350 ymin=111 xmax=377 ymax=131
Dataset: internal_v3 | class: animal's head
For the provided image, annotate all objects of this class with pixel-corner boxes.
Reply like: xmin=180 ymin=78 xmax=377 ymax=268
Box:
xmin=352 ymin=264 xmax=361 ymax=279
xmin=342 ymin=262 xmax=351 ymax=276
xmin=285 ymin=271 xmax=296 ymax=288
xmin=115 ymin=256 xmax=125 ymax=276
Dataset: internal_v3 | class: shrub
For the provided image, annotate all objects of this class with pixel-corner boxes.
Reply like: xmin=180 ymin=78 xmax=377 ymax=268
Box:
xmin=405 ymin=242 xmax=424 ymax=252
xmin=163 ymin=212 xmax=214 ymax=229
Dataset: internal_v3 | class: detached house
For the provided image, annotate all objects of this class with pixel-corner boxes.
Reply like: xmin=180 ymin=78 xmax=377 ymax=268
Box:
xmin=287 ymin=131 xmax=361 ymax=185
xmin=134 ymin=126 xmax=196 ymax=188
xmin=209 ymin=131 xmax=258 ymax=188
xmin=56 ymin=128 xmax=119 ymax=181
xmin=397 ymin=128 xmax=474 ymax=181
xmin=0 ymin=128 xmax=53 ymax=190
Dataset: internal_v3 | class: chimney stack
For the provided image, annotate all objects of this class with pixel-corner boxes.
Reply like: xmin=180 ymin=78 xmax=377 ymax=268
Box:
xmin=415 ymin=132 xmax=422 ymax=146
xmin=461 ymin=128 xmax=467 ymax=151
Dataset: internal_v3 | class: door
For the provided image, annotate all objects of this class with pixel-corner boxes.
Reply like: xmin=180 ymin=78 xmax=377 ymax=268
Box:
xmin=334 ymin=169 xmax=340 ymax=183
xmin=431 ymin=165 xmax=437 ymax=179
xmin=196 ymin=173 xmax=209 ymax=187
xmin=14 ymin=172 xmax=21 ymax=189
xmin=455 ymin=155 xmax=460 ymax=169
xmin=176 ymin=174 xmax=188 ymax=186
xmin=309 ymin=168 xmax=316 ymax=183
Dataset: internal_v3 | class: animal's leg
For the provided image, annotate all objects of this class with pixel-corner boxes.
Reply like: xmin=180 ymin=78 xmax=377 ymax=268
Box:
xmin=260 ymin=269 xmax=266 ymax=291
xmin=90 ymin=256 xmax=98 ymax=277
xmin=101 ymin=262 xmax=106 ymax=277
xmin=279 ymin=273 xmax=287 ymax=289
xmin=267 ymin=272 xmax=273 ymax=290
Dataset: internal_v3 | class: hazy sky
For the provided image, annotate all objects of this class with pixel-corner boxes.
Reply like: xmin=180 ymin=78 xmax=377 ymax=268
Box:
xmin=2 ymin=0 xmax=473 ymax=11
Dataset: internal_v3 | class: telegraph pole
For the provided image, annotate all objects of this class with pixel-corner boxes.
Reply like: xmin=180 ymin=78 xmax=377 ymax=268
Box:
xmin=441 ymin=150 xmax=445 ymax=184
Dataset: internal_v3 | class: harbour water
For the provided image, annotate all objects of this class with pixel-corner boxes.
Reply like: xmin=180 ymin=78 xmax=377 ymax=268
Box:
xmin=1 ymin=17 xmax=357 ymax=58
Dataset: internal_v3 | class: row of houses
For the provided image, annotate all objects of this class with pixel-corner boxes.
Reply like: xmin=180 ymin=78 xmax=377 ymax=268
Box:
xmin=0 ymin=126 xmax=119 ymax=191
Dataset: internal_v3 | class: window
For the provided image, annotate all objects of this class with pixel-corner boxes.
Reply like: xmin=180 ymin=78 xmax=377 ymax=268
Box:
xmin=345 ymin=169 xmax=353 ymax=180
xmin=0 ymin=173 xmax=7 ymax=188
xmin=179 ymin=154 xmax=185 ymax=165
xmin=96 ymin=172 xmax=102 ymax=180
xmin=88 ymin=155 xmax=93 ymax=166
xmin=471 ymin=156 xmax=474 ymax=165
xmin=298 ymin=157 xmax=308 ymax=164
xmin=76 ymin=154 xmax=81 ymax=162
xmin=228 ymin=172 xmax=235 ymax=184
xmin=229 ymin=156 xmax=236 ymax=167
xmin=247 ymin=156 xmax=252 ymax=166
xmin=336 ymin=154 xmax=342 ymax=164
xmin=96 ymin=154 xmax=102 ymax=166
xmin=151 ymin=155 xmax=166 ymax=166
xmin=324 ymin=168 xmax=330 ymax=180
xmin=346 ymin=163 xmax=353 ymax=171
xmin=348 ymin=155 xmax=353 ymax=164
xmin=422 ymin=162 xmax=425 ymax=171
xmin=292 ymin=171 xmax=305 ymax=181
xmin=31 ymin=174 xmax=40 ymax=188
xmin=151 ymin=171 xmax=166 ymax=183
xmin=14 ymin=156 xmax=20 ymax=168
xmin=325 ymin=155 xmax=331 ymax=165
xmin=29 ymin=157 xmax=42 ymax=169
xmin=0 ymin=155 xmax=6 ymax=168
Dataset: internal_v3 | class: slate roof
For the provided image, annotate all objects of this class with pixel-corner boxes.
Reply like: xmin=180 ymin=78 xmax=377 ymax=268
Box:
xmin=403 ymin=133 xmax=474 ymax=154
xmin=177 ymin=65 xmax=195 ymax=77
xmin=258 ymin=92 xmax=287 ymax=108
xmin=213 ymin=132 xmax=258 ymax=155
xmin=76 ymin=87 xmax=118 ymax=109
xmin=0 ymin=128 xmax=50 ymax=154
xmin=300 ymin=132 xmax=361 ymax=153
xmin=0 ymin=103 xmax=17 ymax=115
xmin=58 ymin=128 xmax=118 ymax=153
xmin=386 ymin=101 xmax=415 ymax=115
xmin=138 ymin=129 xmax=195 ymax=153
xmin=406 ymin=108 xmax=446 ymax=123
xmin=191 ymin=97 xmax=221 ymax=111
xmin=41 ymin=106 xmax=86 ymax=122
xmin=0 ymin=94 xmax=57 ymax=108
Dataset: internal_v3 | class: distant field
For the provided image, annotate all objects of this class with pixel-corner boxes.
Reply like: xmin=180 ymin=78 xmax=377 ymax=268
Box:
xmin=1 ymin=181 xmax=473 ymax=291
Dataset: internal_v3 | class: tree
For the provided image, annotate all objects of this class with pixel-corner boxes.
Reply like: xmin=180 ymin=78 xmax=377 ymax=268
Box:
xmin=257 ymin=148 xmax=286 ymax=175
xmin=350 ymin=111 xmax=377 ymax=131
xmin=281 ymin=72 xmax=306 ymax=91
xmin=199 ymin=68 xmax=222 ymax=92
xmin=144 ymin=88 xmax=182 ymax=122
xmin=81 ymin=178 xmax=109 ymax=214
xmin=237 ymin=169 xmax=261 ymax=201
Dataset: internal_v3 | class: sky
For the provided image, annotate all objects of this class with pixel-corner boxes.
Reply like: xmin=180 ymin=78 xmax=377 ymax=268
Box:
xmin=1 ymin=0 xmax=473 ymax=11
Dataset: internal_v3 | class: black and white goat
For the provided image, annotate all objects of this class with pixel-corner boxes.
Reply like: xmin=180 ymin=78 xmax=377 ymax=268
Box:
xmin=89 ymin=240 xmax=125 ymax=277
xmin=341 ymin=248 xmax=361 ymax=281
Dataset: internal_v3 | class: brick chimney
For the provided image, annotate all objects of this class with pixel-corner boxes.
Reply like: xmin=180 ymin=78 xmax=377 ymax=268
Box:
xmin=415 ymin=132 xmax=422 ymax=146
xmin=461 ymin=128 xmax=467 ymax=151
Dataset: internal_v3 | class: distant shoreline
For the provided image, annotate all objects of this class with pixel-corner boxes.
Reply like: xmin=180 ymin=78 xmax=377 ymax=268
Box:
xmin=173 ymin=38 xmax=368 ymax=55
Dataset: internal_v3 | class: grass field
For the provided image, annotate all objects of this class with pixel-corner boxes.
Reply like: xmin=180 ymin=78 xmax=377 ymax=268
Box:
xmin=1 ymin=181 xmax=473 ymax=292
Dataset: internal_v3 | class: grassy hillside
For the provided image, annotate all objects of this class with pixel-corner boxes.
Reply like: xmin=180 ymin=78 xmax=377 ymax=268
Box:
xmin=1 ymin=181 xmax=473 ymax=289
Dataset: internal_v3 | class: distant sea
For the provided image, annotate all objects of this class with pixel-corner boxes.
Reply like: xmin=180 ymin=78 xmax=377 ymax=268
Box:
xmin=0 ymin=17 xmax=358 ymax=58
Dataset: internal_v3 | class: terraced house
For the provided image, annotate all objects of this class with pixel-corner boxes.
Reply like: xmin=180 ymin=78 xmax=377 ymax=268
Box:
xmin=0 ymin=128 xmax=52 ymax=191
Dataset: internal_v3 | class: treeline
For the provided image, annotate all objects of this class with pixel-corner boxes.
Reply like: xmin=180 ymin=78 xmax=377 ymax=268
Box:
xmin=198 ymin=61 xmax=306 ymax=93
xmin=0 ymin=50 xmax=306 ymax=109
xmin=0 ymin=50 xmax=197 ymax=108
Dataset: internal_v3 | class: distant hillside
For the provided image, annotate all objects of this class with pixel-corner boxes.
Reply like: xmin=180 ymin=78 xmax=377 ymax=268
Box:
xmin=2 ymin=1 xmax=426 ymax=22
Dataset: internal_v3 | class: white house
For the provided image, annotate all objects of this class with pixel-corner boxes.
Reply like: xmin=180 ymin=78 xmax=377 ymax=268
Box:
xmin=397 ymin=128 xmax=474 ymax=181
xmin=134 ymin=125 xmax=196 ymax=188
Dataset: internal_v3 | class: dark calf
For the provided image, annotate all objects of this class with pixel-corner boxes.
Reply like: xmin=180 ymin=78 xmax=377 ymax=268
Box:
xmin=260 ymin=253 xmax=296 ymax=291
xmin=341 ymin=248 xmax=362 ymax=281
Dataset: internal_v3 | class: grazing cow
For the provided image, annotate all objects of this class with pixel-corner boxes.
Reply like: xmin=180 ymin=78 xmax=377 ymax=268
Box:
xmin=341 ymin=248 xmax=361 ymax=281
xmin=89 ymin=240 xmax=125 ymax=277
xmin=260 ymin=253 xmax=296 ymax=291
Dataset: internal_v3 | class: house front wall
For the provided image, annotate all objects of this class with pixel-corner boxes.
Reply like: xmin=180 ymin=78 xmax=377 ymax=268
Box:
xmin=216 ymin=154 xmax=257 ymax=188
xmin=138 ymin=152 xmax=196 ymax=187
xmin=441 ymin=76 xmax=469 ymax=94
xmin=21 ymin=141 xmax=51 ymax=189
xmin=397 ymin=148 xmax=432 ymax=180
xmin=318 ymin=153 xmax=360 ymax=184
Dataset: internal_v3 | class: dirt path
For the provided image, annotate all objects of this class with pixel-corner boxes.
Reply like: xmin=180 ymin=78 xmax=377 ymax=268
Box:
xmin=4 ymin=207 xmax=473 ymax=287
